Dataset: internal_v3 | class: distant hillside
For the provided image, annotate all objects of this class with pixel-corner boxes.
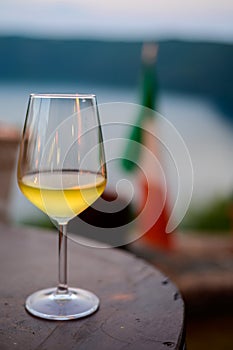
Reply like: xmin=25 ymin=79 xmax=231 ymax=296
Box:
xmin=0 ymin=36 xmax=232 ymax=116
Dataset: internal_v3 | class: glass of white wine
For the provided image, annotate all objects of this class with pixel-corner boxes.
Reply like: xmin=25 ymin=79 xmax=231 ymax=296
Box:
xmin=17 ymin=93 xmax=107 ymax=320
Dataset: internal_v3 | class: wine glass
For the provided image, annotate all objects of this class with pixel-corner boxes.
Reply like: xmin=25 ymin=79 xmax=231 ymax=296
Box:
xmin=17 ymin=93 xmax=107 ymax=320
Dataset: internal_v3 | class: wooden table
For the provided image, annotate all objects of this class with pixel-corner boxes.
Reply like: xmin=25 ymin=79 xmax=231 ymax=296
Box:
xmin=0 ymin=224 xmax=185 ymax=350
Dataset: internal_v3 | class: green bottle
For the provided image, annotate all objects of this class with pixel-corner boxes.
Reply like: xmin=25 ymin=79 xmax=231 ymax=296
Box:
xmin=121 ymin=43 xmax=159 ymax=172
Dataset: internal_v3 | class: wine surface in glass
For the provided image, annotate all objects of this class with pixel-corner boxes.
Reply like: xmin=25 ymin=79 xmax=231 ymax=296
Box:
xmin=18 ymin=171 xmax=106 ymax=220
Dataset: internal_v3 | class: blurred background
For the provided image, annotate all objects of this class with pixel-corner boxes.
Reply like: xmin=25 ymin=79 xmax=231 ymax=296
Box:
xmin=0 ymin=0 xmax=232 ymax=349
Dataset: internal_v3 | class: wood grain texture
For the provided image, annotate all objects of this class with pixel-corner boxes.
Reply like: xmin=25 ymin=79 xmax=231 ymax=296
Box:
xmin=0 ymin=224 xmax=184 ymax=350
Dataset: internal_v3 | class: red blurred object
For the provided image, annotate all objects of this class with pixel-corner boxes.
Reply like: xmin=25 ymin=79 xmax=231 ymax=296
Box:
xmin=139 ymin=177 xmax=174 ymax=250
xmin=122 ymin=43 xmax=174 ymax=250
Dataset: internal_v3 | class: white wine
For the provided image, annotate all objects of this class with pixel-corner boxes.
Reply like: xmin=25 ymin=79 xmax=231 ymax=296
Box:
xmin=17 ymin=94 xmax=106 ymax=320
xmin=18 ymin=171 xmax=106 ymax=221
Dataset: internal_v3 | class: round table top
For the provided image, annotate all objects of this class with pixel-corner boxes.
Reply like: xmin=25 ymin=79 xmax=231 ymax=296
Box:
xmin=0 ymin=223 xmax=184 ymax=350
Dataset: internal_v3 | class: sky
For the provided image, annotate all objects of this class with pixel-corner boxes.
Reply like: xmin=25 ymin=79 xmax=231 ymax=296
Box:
xmin=0 ymin=0 xmax=232 ymax=41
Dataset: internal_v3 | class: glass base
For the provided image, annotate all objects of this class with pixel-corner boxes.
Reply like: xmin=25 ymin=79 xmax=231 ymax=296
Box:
xmin=25 ymin=287 xmax=100 ymax=320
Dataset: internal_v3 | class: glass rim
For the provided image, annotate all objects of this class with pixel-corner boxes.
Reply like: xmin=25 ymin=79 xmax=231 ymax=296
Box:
xmin=30 ymin=93 xmax=96 ymax=99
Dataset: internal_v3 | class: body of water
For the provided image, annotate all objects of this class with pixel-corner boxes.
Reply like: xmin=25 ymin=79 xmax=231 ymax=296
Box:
xmin=0 ymin=81 xmax=232 ymax=223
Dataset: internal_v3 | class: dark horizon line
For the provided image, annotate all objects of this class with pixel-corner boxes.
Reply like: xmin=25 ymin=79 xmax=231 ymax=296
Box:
xmin=0 ymin=33 xmax=232 ymax=46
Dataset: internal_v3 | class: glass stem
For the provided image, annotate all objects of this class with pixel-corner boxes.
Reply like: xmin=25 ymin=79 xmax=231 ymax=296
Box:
xmin=57 ymin=224 xmax=69 ymax=294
